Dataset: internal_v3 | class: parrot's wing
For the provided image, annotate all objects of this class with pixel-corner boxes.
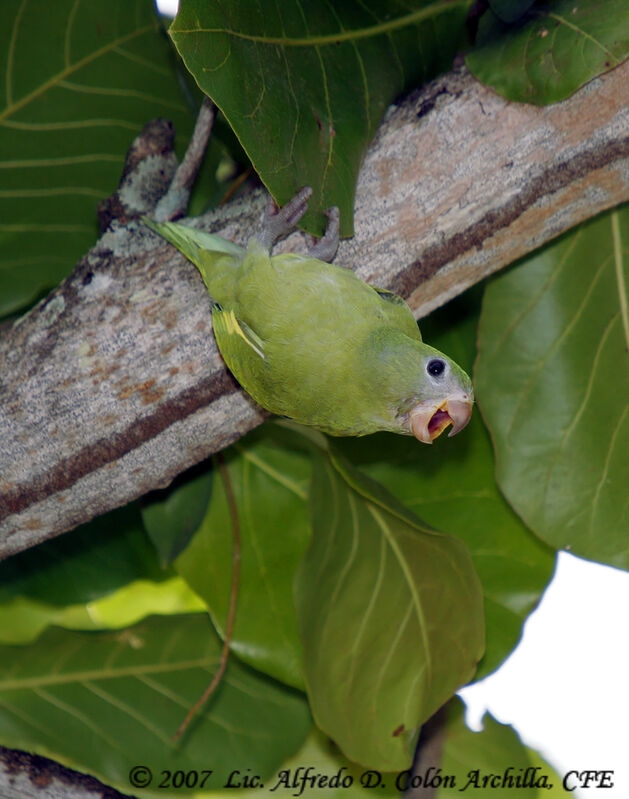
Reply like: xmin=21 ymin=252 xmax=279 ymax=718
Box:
xmin=373 ymin=287 xmax=423 ymax=341
xmin=212 ymin=305 xmax=266 ymax=360
xmin=142 ymin=217 xmax=245 ymax=260
xmin=373 ymin=287 xmax=405 ymax=303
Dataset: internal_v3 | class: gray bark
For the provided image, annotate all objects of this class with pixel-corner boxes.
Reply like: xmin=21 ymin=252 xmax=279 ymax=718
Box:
xmin=1 ymin=63 xmax=628 ymax=559
xmin=0 ymin=744 xmax=136 ymax=799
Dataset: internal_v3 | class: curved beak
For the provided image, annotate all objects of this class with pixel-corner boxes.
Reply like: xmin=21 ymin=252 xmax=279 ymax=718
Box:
xmin=409 ymin=392 xmax=473 ymax=444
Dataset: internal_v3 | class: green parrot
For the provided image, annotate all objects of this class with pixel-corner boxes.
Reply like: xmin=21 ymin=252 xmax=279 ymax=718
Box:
xmin=143 ymin=188 xmax=473 ymax=443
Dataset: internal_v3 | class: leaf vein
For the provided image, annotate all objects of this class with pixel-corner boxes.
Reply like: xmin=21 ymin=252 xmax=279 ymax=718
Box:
xmin=57 ymin=79 xmax=186 ymax=111
xmin=506 ymin=251 xmax=610 ymax=439
xmin=84 ymin=680 xmax=174 ymax=746
xmin=235 ymin=445 xmax=307 ymax=499
xmin=0 ymin=22 xmax=156 ymax=122
xmin=173 ymin=1 xmax=468 ymax=47
xmin=346 ymin=530 xmax=387 ymax=689
xmin=368 ymin=506 xmax=432 ymax=687
xmin=0 ymin=187 xmax=104 ymax=199
xmin=33 ymin=687 xmax=125 ymax=751
xmin=113 ymin=45 xmax=173 ymax=76
xmin=65 ymin=0 xmax=81 ymax=68
xmin=589 ymin=403 xmax=629 ymax=536
xmin=5 ymin=0 xmax=28 ymax=109
xmin=0 ymin=117 xmax=140 ymax=131
xmin=541 ymin=313 xmax=618 ymax=518
xmin=611 ymin=210 xmax=629 ymax=350
xmin=547 ymin=12 xmax=619 ymax=61
xmin=0 ymin=154 xmax=122 ymax=169
xmin=0 ymin=657 xmax=220 ymax=692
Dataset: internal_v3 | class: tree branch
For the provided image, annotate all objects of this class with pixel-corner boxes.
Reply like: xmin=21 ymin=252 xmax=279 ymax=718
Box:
xmin=153 ymin=97 xmax=216 ymax=222
xmin=0 ymin=744 xmax=137 ymax=799
xmin=404 ymin=704 xmax=450 ymax=799
xmin=1 ymin=62 xmax=628 ymax=559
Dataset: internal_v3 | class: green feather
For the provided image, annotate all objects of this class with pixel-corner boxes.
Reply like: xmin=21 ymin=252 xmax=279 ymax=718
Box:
xmin=142 ymin=216 xmax=244 ymax=259
xmin=143 ymin=213 xmax=473 ymax=442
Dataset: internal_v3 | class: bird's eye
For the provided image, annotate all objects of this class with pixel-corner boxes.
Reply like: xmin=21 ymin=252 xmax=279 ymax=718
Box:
xmin=427 ymin=358 xmax=446 ymax=377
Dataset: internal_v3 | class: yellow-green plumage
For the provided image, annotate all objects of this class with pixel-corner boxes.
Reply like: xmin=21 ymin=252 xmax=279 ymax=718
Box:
xmin=143 ymin=207 xmax=473 ymax=442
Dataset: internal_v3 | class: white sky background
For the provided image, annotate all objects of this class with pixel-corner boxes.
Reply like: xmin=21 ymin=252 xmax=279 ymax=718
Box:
xmin=157 ymin=0 xmax=178 ymax=15
xmin=155 ymin=2 xmax=629 ymax=795
xmin=460 ymin=552 xmax=629 ymax=799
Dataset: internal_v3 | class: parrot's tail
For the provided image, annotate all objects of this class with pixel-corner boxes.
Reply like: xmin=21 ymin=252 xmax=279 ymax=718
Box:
xmin=142 ymin=217 xmax=245 ymax=265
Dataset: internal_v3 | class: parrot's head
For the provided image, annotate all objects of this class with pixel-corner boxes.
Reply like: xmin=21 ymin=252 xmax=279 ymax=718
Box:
xmin=363 ymin=330 xmax=474 ymax=444
xmin=406 ymin=345 xmax=474 ymax=444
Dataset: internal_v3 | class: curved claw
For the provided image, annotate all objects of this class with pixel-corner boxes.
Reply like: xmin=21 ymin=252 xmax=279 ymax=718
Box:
xmin=307 ymin=206 xmax=340 ymax=262
xmin=257 ymin=186 xmax=312 ymax=251
xmin=409 ymin=392 xmax=473 ymax=444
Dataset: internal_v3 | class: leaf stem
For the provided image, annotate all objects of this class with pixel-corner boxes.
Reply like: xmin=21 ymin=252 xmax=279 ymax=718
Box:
xmin=611 ymin=211 xmax=629 ymax=351
xmin=404 ymin=703 xmax=449 ymax=799
xmin=154 ymin=97 xmax=216 ymax=222
xmin=172 ymin=0 xmax=470 ymax=47
xmin=234 ymin=443 xmax=308 ymax=500
xmin=174 ymin=452 xmax=241 ymax=740
xmin=546 ymin=13 xmax=618 ymax=62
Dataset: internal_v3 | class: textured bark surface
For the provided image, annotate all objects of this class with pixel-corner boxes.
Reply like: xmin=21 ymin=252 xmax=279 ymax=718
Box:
xmin=404 ymin=704 xmax=450 ymax=799
xmin=351 ymin=61 xmax=629 ymax=317
xmin=0 ymin=745 xmax=136 ymax=799
xmin=1 ymin=62 xmax=628 ymax=559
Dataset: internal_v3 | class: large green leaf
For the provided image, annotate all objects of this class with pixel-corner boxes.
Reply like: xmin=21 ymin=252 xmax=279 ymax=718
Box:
xmin=142 ymin=464 xmax=214 ymax=568
xmin=169 ymin=0 xmax=469 ymax=236
xmin=487 ymin=0 xmax=536 ymax=25
xmin=175 ymin=427 xmax=312 ymax=689
xmin=0 ymin=597 xmax=98 ymax=646
xmin=336 ymin=292 xmax=555 ymax=679
xmin=201 ymin=729 xmax=402 ymax=798
xmin=0 ymin=0 xmax=193 ymax=317
xmin=475 ymin=207 xmax=629 ymax=567
xmin=295 ymin=448 xmax=485 ymax=771
xmin=524 ymin=746 xmax=571 ymax=798
xmin=0 ymin=614 xmax=312 ymax=795
xmin=0 ymin=504 xmax=167 ymax=607
xmin=434 ymin=700 xmax=558 ymax=797
xmin=198 ymin=703 xmax=563 ymax=798
xmin=0 ymin=576 xmax=204 ymax=645
xmin=466 ymin=0 xmax=629 ymax=104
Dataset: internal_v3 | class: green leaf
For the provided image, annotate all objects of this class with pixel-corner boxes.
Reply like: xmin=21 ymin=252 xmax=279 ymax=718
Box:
xmin=433 ymin=700 xmax=552 ymax=798
xmin=336 ymin=292 xmax=555 ymax=679
xmin=160 ymin=703 xmax=564 ymax=798
xmin=475 ymin=207 xmax=629 ymax=568
xmin=175 ymin=427 xmax=312 ymax=689
xmin=466 ymin=0 xmax=629 ymax=104
xmin=524 ymin=746 xmax=570 ymax=798
xmin=488 ymin=0 xmax=536 ymax=24
xmin=295 ymin=448 xmax=485 ymax=771
xmin=83 ymin=577 xmax=206 ymax=631
xmin=0 ymin=576 xmax=204 ymax=646
xmin=169 ymin=0 xmax=469 ymax=236
xmin=271 ymin=732 xmax=401 ymax=798
xmin=201 ymin=730 xmax=402 ymax=798
xmin=0 ymin=597 xmax=99 ymax=646
xmin=0 ymin=614 xmax=312 ymax=794
xmin=0 ymin=504 xmax=167 ymax=607
xmin=142 ymin=464 xmax=214 ymax=567
xmin=0 ymin=0 xmax=194 ymax=317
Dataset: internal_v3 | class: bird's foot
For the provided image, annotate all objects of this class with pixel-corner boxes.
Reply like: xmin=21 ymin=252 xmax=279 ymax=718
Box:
xmin=257 ymin=187 xmax=339 ymax=262
xmin=307 ymin=206 xmax=339 ymax=263
xmin=257 ymin=186 xmax=312 ymax=251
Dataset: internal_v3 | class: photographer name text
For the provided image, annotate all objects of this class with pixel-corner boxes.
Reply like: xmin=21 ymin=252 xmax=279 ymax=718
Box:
xmin=129 ymin=764 xmax=615 ymax=793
